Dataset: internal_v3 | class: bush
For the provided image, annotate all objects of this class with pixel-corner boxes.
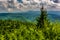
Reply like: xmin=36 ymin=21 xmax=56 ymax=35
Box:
xmin=0 ymin=20 xmax=59 ymax=40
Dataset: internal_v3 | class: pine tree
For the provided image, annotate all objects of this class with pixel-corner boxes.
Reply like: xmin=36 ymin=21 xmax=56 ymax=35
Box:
xmin=36 ymin=5 xmax=48 ymax=29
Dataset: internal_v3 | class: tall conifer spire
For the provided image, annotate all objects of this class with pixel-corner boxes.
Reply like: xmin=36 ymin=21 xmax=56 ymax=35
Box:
xmin=36 ymin=3 xmax=48 ymax=29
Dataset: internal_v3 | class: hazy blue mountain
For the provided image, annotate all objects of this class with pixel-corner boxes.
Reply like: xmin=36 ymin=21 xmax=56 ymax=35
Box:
xmin=0 ymin=11 xmax=60 ymax=22
xmin=17 ymin=0 xmax=23 ymax=3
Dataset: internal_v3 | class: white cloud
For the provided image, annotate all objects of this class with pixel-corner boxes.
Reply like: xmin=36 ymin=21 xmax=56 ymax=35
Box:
xmin=0 ymin=0 xmax=60 ymax=12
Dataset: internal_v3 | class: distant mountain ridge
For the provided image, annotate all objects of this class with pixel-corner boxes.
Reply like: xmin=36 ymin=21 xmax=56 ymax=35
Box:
xmin=0 ymin=11 xmax=60 ymax=22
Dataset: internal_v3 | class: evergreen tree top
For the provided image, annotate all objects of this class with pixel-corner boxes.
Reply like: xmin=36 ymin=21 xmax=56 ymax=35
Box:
xmin=41 ymin=5 xmax=47 ymax=11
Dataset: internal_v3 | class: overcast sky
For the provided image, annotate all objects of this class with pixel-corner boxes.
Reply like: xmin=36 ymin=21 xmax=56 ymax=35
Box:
xmin=0 ymin=0 xmax=60 ymax=13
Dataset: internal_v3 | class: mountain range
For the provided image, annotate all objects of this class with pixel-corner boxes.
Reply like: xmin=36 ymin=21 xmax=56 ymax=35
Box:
xmin=0 ymin=11 xmax=60 ymax=22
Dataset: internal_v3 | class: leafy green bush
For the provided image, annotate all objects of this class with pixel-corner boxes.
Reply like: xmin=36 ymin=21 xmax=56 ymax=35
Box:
xmin=0 ymin=20 xmax=60 ymax=40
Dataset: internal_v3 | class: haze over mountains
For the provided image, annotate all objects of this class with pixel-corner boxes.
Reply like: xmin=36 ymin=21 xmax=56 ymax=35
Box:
xmin=0 ymin=0 xmax=60 ymax=12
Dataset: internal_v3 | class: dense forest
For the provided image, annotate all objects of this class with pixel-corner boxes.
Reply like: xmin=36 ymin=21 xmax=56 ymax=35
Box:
xmin=0 ymin=6 xmax=60 ymax=40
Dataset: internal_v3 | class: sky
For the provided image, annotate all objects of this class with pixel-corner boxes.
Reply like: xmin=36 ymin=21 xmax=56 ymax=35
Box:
xmin=0 ymin=0 xmax=60 ymax=12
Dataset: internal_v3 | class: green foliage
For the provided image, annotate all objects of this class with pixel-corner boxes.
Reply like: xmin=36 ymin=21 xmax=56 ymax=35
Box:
xmin=36 ymin=5 xmax=60 ymax=40
xmin=0 ymin=20 xmax=59 ymax=40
